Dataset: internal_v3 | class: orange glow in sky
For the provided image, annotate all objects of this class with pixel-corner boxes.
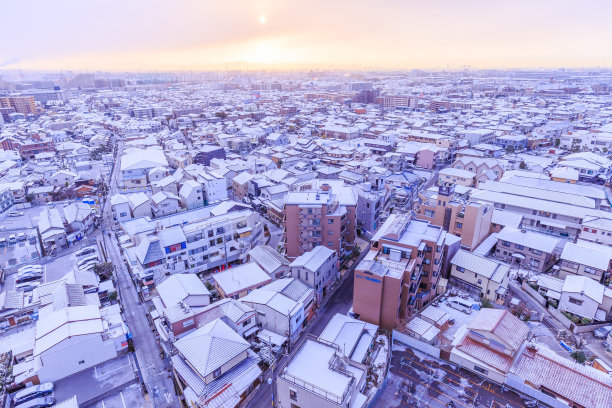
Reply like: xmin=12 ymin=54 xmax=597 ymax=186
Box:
xmin=1 ymin=0 xmax=611 ymax=71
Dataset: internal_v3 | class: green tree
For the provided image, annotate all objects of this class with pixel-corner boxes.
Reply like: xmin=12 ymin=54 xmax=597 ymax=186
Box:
xmin=571 ymin=350 xmax=586 ymax=364
xmin=93 ymin=262 xmax=115 ymax=281
xmin=554 ymin=138 xmax=561 ymax=148
xmin=519 ymin=161 xmax=527 ymax=170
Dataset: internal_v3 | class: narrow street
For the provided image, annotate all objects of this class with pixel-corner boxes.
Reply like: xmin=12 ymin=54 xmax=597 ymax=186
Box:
xmin=246 ymin=248 xmax=367 ymax=408
xmin=101 ymin=138 xmax=176 ymax=408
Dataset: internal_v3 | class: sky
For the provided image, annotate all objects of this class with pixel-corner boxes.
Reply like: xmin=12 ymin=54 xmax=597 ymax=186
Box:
xmin=1 ymin=0 xmax=612 ymax=71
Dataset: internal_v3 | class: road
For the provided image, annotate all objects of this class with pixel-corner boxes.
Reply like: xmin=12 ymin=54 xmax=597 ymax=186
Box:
xmin=101 ymin=138 xmax=176 ymax=408
xmin=263 ymin=217 xmax=283 ymax=250
xmin=247 ymin=249 xmax=366 ymax=408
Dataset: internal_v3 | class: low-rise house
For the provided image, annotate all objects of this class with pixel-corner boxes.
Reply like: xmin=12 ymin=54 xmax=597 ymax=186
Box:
xmin=438 ymin=167 xmax=476 ymax=187
xmin=559 ymin=241 xmax=610 ymax=283
xmin=213 ymin=263 xmax=273 ymax=299
xmin=559 ymin=275 xmax=612 ymax=322
xmin=495 ymin=227 xmax=560 ymax=272
xmin=450 ymin=309 xmax=529 ymax=383
xmin=128 ymin=192 xmax=151 ymax=218
xmin=179 ymin=180 xmax=204 ymax=210
xmin=110 ymin=194 xmax=132 ymax=223
xmin=247 ymin=245 xmax=290 ymax=279
xmin=449 ymin=250 xmax=511 ymax=302
xmin=38 ymin=208 xmax=67 ymax=253
xmin=172 ymin=318 xmax=261 ymax=408
xmin=510 ymin=344 xmax=612 ymax=408
xmin=151 ymin=191 xmax=181 ymax=217
xmin=157 ymin=274 xmax=211 ymax=309
xmin=289 ymin=246 xmax=338 ymax=300
xmin=318 ymin=313 xmax=378 ymax=364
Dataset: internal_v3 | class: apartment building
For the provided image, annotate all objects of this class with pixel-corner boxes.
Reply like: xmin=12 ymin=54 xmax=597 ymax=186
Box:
xmin=353 ymin=214 xmax=460 ymax=330
xmin=276 ymin=337 xmax=367 ymax=408
xmin=417 ymin=184 xmax=493 ymax=251
xmin=0 ymin=96 xmax=38 ymax=115
xmin=283 ymin=184 xmax=356 ymax=260
xmin=123 ymin=205 xmax=264 ymax=292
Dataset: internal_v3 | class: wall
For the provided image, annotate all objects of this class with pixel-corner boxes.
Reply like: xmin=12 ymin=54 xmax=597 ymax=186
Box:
xmin=392 ymin=330 xmax=441 ymax=359
xmin=505 ymin=373 xmax=569 ymax=408
xmin=521 ymin=281 xmax=547 ymax=306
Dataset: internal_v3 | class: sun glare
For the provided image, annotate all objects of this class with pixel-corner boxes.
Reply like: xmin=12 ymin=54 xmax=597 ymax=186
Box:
xmin=259 ymin=15 xmax=266 ymax=24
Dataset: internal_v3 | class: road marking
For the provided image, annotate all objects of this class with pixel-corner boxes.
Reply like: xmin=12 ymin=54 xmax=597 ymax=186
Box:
xmin=100 ymin=399 xmax=106 ymax=408
xmin=398 ymin=370 xmax=468 ymax=408
xmin=165 ymin=392 xmax=173 ymax=403
xmin=403 ymin=354 xmax=524 ymax=408
xmin=120 ymin=392 xmax=127 ymax=408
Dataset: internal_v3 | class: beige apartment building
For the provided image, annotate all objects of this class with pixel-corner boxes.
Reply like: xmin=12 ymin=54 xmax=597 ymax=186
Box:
xmin=0 ymin=96 xmax=38 ymax=115
xmin=417 ymin=184 xmax=493 ymax=251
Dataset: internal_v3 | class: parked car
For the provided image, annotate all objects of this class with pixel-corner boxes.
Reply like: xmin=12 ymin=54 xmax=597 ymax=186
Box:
xmin=17 ymin=233 xmax=26 ymax=242
xmin=593 ymin=325 xmax=612 ymax=339
xmin=75 ymin=247 xmax=96 ymax=258
xmin=13 ymin=383 xmax=54 ymax=405
xmin=77 ymin=254 xmax=98 ymax=267
xmin=8 ymin=211 xmax=24 ymax=217
xmin=15 ymin=396 xmax=55 ymax=408
xmin=8 ymin=234 xmax=16 ymax=245
xmin=15 ymin=281 xmax=41 ymax=292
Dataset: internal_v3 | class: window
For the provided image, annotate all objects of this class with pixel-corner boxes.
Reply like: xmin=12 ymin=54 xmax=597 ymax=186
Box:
xmin=213 ymin=368 xmax=222 ymax=378
xmin=328 ymin=218 xmax=334 ymax=224
xmin=456 ymin=266 xmax=465 ymax=272
xmin=584 ymin=267 xmax=597 ymax=275
xmin=290 ymin=389 xmax=298 ymax=401
xmin=502 ymin=241 xmax=510 ymax=247
xmin=183 ymin=319 xmax=195 ymax=328
xmin=531 ymin=248 xmax=542 ymax=255
xmin=515 ymin=244 xmax=524 ymax=250
xmin=305 ymin=272 xmax=309 ymax=281
xmin=327 ymin=241 xmax=333 ymax=246
xmin=242 ymin=318 xmax=252 ymax=327
xmin=328 ymin=230 xmax=334 ymax=235
xmin=456 ymin=222 xmax=463 ymax=228
xmin=473 ymin=365 xmax=488 ymax=375
xmin=569 ymin=297 xmax=583 ymax=306
xmin=79 ymin=360 xmax=85 ymax=365
xmin=308 ymin=208 xmax=312 ymax=214
xmin=530 ymin=259 xmax=540 ymax=268
xmin=477 ymin=279 xmax=482 ymax=285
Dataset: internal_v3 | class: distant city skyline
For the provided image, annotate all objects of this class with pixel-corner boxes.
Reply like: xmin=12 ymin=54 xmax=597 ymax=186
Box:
xmin=2 ymin=0 xmax=612 ymax=71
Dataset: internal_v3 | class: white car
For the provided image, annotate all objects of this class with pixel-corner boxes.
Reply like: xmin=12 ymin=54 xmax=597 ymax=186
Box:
xmin=8 ymin=211 xmax=24 ymax=217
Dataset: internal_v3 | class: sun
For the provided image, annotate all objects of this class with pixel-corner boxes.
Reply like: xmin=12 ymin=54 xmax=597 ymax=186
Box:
xmin=259 ymin=15 xmax=266 ymax=24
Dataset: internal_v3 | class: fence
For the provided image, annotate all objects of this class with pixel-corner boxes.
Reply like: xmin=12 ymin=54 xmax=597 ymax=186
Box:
xmin=392 ymin=330 xmax=441 ymax=359
xmin=547 ymin=305 xmax=610 ymax=334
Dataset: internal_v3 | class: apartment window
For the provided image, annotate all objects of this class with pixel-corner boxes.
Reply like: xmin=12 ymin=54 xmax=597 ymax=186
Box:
xmin=531 ymin=248 xmax=542 ymax=255
xmin=213 ymin=368 xmax=222 ymax=379
xmin=208 ymin=230 xmax=214 ymax=237
xmin=515 ymin=244 xmax=524 ymax=250
xmin=308 ymin=208 xmax=312 ymax=214
xmin=328 ymin=230 xmax=334 ymax=235
xmin=328 ymin=219 xmax=334 ymax=224
xmin=423 ymin=258 xmax=431 ymax=265
xmin=584 ymin=267 xmax=597 ymax=275
xmin=569 ymin=297 xmax=583 ymax=306
xmin=242 ymin=318 xmax=252 ymax=327
xmin=290 ymin=389 xmax=298 ymax=401
xmin=456 ymin=266 xmax=465 ymax=272
xmin=501 ymin=241 xmax=511 ymax=247
xmin=530 ymin=259 xmax=540 ymax=268
xmin=477 ymin=279 xmax=482 ymax=285
xmin=305 ymin=272 xmax=309 ymax=281
xmin=456 ymin=222 xmax=463 ymax=228
xmin=327 ymin=241 xmax=333 ymax=246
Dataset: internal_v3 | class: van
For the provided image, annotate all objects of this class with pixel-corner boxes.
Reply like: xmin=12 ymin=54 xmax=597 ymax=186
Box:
xmin=13 ymin=383 xmax=54 ymax=405
xmin=17 ymin=233 xmax=26 ymax=242
xmin=447 ymin=298 xmax=473 ymax=314
xmin=8 ymin=234 xmax=16 ymax=245
xmin=0 ymin=238 xmax=6 ymax=247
